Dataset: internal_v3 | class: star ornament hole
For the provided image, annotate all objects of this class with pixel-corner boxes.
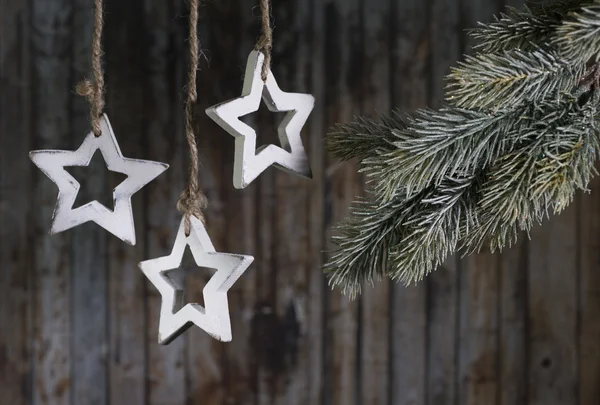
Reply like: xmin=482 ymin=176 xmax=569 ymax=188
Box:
xmin=239 ymin=94 xmax=291 ymax=153
xmin=162 ymin=247 xmax=217 ymax=313
xmin=64 ymin=150 xmax=129 ymax=211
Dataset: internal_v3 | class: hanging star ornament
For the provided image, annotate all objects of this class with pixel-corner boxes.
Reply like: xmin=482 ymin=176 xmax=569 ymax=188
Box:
xmin=29 ymin=114 xmax=169 ymax=245
xmin=206 ymin=50 xmax=315 ymax=189
xmin=139 ymin=216 xmax=254 ymax=344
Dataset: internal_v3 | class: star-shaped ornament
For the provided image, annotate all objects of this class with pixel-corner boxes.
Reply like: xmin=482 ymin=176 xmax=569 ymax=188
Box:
xmin=206 ymin=50 xmax=315 ymax=189
xmin=139 ymin=216 xmax=253 ymax=344
xmin=29 ymin=114 xmax=169 ymax=245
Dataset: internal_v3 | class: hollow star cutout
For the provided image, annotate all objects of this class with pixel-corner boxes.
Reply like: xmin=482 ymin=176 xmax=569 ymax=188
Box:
xmin=139 ymin=216 xmax=254 ymax=344
xmin=29 ymin=114 xmax=169 ymax=245
xmin=206 ymin=50 xmax=315 ymax=189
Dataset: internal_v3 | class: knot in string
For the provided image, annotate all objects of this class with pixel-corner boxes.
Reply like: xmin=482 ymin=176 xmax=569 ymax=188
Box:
xmin=75 ymin=78 xmax=104 ymax=137
xmin=77 ymin=0 xmax=105 ymax=137
xmin=255 ymin=0 xmax=272 ymax=82
xmin=177 ymin=187 xmax=207 ymax=235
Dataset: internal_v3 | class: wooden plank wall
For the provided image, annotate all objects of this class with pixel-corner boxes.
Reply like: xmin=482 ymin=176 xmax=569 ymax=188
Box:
xmin=0 ymin=0 xmax=599 ymax=404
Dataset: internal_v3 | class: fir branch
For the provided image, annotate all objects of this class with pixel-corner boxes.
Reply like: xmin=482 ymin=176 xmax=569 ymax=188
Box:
xmin=364 ymin=97 xmax=589 ymax=202
xmin=554 ymin=1 xmax=600 ymax=62
xmin=470 ymin=6 xmax=559 ymax=53
xmin=387 ymin=174 xmax=481 ymax=285
xmin=324 ymin=190 xmax=427 ymax=298
xmin=470 ymin=1 xmax=589 ymax=53
xmin=463 ymin=93 xmax=599 ymax=253
xmin=446 ymin=48 xmax=584 ymax=110
xmin=326 ymin=112 xmax=406 ymax=161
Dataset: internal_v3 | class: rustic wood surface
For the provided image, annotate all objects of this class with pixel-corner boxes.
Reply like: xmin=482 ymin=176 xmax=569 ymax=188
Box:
xmin=1 ymin=0 xmax=599 ymax=404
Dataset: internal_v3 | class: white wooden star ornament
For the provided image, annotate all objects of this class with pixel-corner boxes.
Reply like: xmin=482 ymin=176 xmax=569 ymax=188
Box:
xmin=206 ymin=50 xmax=315 ymax=189
xmin=29 ymin=114 xmax=169 ymax=245
xmin=139 ymin=216 xmax=254 ymax=344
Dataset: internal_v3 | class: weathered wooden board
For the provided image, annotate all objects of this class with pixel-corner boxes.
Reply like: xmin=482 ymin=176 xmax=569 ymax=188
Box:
xmin=0 ymin=2 xmax=32 ymax=405
xmin=70 ymin=1 xmax=109 ymax=404
xmin=458 ymin=2 xmax=503 ymax=405
xmin=104 ymin=0 xmax=147 ymax=403
xmin=499 ymin=5 xmax=528 ymax=405
xmin=0 ymin=0 xmax=599 ymax=405
xmin=528 ymin=204 xmax=578 ymax=405
xmin=579 ymin=176 xmax=600 ymax=405
xmin=144 ymin=0 xmax=186 ymax=404
xmin=389 ymin=0 xmax=429 ymax=403
xmin=30 ymin=0 xmax=73 ymax=404
xmin=359 ymin=0 xmax=391 ymax=404
xmin=323 ymin=0 xmax=361 ymax=404
xmin=427 ymin=0 xmax=462 ymax=404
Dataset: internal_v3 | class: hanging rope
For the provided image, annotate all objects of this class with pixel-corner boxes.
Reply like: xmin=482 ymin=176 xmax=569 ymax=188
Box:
xmin=255 ymin=0 xmax=273 ymax=82
xmin=177 ymin=0 xmax=208 ymax=236
xmin=76 ymin=0 xmax=105 ymax=137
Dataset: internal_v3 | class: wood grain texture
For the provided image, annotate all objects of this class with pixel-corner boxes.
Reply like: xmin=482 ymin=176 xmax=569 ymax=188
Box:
xmin=499 ymin=238 xmax=528 ymax=405
xmin=496 ymin=6 xmax=528 ymax=405
xmin=0 ymin=2 xmax=32 ymax=405
xmin=1 ymin=0 xmax=600 ymax=404
xmin=427 ymin=16 xmax=461 ymax=384
xmin=458 ymin=2 xmax=502 ymax=405
xmin=389 ymin=0 xmax=429 ymax=403
xmin=30 ymin=0 xmax=73 ymax=404
xmin=305 ymin=1 xmax=327 ymax=404
xmin=324 ymin=0 xmax=361 ymax=404
xmin=579 ymin=178 xmax=600 ymax=405
xmin=427 ymin=0 xmax=461 ymax=404
xmin=271 ymin=0 xmax=316 ymax=403
xmin=104 ymin=0 xmax=147 ymax=403
xmin=185 ymin=2 xmax=227 ymax=405
xmin=144 ymin=0 xmax=186 ymax=403
xmin=359 ymin=0 xmax=391 ymax=404
xmin=528 ymin=203 xmax=578 ymax=405
xmin=190 ymin=1 xmax=257 ymax=404
xmin=70 ymin=1 xmax=109 ymax=403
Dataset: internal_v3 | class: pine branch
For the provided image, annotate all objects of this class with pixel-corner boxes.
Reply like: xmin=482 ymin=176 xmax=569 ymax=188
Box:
xmin=387 ymin=174 xmax=481 ymax=285
xmin=326 ymin=112 xmax=406 ymax=162
xmin=446 ymin=48 xmax=585 ymax=110
xmin=469 ymin=6 xmax=559 ymax=53
xmin=324 ymin=190 xmax=427 ymax=298
xmin=554 ymin=1 xmax=600 ymax=62
xmin=470 ymin=1 xmax=589 ymax=53
xmin=326 ymin=92 xmax=599 ymax=296
xmin=463 ymin=92 xmax=600 ymax=253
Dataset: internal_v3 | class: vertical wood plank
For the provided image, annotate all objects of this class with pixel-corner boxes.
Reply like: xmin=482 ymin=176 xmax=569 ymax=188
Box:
xmin=528 ymin=205 xmax=578 ymax=405
xmin=579 ymin=177 xmax=600 ymax=405
xmin=457 ymin=2 xmax=503 ymax=405
xmin=499 ymin=239 xmax=528 ymax=405
xmin=269 ymin=0 xmax=319 ymax=403
xmin=496 ymin=5 xmax=528 ymax=405
xmin=31 ymin=0 xmax=73 ymax=404
xmin=323 ymin=0 xmax=362 ymax=403
xmin=427 ymin=0 xmax=461 ymax=403
xmin=306 ymin=0 xmax=327 ymax=403
xmin=104 ymin=0 xmax=147 ymax=403
xmin=359 ymin=0 xmax=391 ymax=404
xmin=389 ymin=0 xmax=429 ymax=402
xmin=186 ymin=1 xmax=246 ymax=404
xmin=70 ymin=1 xmax=108 ymax=403
xmin=144 ymin=0 xmax=186 ymax=403
xmin=0 ymin=2 xmax=33 ymax=405
xmin=458 ymin=252 xmax=500 ymax=405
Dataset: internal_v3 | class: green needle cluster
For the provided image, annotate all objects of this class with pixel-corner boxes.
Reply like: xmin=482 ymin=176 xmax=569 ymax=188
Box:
xmin=325 ymin=0 xmax=600 ymax=298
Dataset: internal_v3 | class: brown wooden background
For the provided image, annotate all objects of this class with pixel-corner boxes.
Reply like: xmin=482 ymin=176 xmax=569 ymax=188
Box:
xmin=1 ymin=0 xmax=599 ymax=404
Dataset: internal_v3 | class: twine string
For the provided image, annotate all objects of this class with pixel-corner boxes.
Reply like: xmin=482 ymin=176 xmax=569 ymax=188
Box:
xmin=255 ymin=0 xmax=273 ymax=82
xmin=76 ymin=0 xmax=105 ymax=137
xmin=177 ymin=0 xmax=208 ymax=236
